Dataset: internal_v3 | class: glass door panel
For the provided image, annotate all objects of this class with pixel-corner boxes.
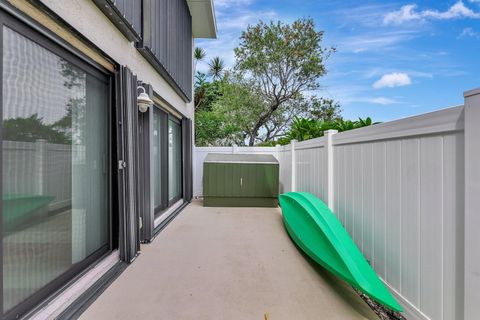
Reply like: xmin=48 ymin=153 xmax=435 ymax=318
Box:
xmin=152 ymin=108 xmax=164 ymax=211
xmin=168 ymin=118 xmax=182 ymax=203
xmin=2 ymin=26 xmax=110 ymax=312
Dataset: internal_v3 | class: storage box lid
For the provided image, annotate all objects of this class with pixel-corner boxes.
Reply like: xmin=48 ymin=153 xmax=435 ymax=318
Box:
xmin=204 ymin=153 xmax=278 ymax=164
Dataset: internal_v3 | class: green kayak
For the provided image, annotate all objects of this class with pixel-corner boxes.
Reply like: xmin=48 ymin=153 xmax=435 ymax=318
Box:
xmin=3 ymin=194 xmax=54 ymax=229
xmin=279 ymin=192 xmax=402 ymax=312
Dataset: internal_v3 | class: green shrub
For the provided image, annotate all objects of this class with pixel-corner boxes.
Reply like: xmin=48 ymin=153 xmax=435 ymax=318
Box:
xmin=278 ymin=116 xmax=380 ymax=145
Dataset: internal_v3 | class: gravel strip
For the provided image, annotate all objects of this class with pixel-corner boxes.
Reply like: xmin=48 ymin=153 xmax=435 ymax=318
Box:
xmin=354 ymin=288 xmax=406 ymax=320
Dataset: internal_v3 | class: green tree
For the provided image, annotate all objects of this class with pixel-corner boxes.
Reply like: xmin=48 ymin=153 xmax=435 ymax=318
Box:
xmin=195 ymin=110 xmax=243 ymax=146
xmin=209 ymin=75 xmax=265 ymax=145
xmin=208 ymin=56 xmax=225 ymax=80
xmin=3 ymin=114 xmax=72 ymax=144
xmin=259 ymin=96 xmax=341 ymax=142
xmin=195 ymin=74 xmax=264 ymax=146
xmin=234 ymin=18 xmax=335 ymax=145
xmin=194 ymin=47 xmax=206 ymax=69
xmin=193 ymin=73 xmax=342 ymax=146
xmin=278 ymin=116 xmax=380 ymax=145
xmin=194 ymin=72 xmax=224 ymax=111
xmin=307 ymin=97 xmax=342 ymax=122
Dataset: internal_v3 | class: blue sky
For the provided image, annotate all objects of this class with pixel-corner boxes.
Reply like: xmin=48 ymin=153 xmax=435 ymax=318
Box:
xmin=196 ymin=0 xmax=480 ymax=121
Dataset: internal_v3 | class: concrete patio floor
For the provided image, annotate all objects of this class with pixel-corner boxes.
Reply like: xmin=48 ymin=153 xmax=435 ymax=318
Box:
xmin=80 ymin=200 xmax=378 ymax=320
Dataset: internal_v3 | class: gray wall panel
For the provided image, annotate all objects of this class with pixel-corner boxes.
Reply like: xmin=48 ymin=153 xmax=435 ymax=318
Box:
xmin=140 ymin=0 xmax=193 ymax=101
xmin=95 ymin=0 xmax=193 ymax=101
xmin=93 ymin=0 xmax=142 ymax=41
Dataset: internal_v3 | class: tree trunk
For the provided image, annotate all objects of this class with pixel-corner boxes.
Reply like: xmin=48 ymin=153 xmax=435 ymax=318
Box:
xmin=248 ymin=102 xmax=280 ymax=146
xmin=248 ymin=133 xmax=256 ymax=146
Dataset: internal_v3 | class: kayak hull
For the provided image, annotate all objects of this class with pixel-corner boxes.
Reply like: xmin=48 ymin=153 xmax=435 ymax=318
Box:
xmin=279 ymin=192 xmax=402 ymax=312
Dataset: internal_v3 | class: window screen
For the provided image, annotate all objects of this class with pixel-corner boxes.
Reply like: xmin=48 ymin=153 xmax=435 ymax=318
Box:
xmin=2 ymin=26 xmax=109 ymax=312
xmin=168 ymin=118 xmax=182 ymax=202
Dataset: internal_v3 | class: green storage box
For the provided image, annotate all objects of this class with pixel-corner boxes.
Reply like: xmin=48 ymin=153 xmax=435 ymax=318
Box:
xmin=203 ymin=153 xmax=279 ymax=207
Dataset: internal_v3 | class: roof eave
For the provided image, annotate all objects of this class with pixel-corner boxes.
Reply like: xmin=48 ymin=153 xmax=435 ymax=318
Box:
xmin=186 ymin=0 xmax=217 ymax=39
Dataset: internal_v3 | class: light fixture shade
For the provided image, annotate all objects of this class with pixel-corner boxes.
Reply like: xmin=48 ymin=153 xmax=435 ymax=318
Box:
xmin=137 ymin=88 xmax=153 ymax=113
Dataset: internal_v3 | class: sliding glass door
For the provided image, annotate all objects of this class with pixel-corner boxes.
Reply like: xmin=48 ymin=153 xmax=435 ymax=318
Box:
xmin=1 ymin=19 xmax=111 ymax=317
xmin=152 ymin=107 xmax=168 ymax=214
xmin=168 ymin=118 xmax=182 ymax=204
xmin=152 ymin=107 xmax=182 ymax=216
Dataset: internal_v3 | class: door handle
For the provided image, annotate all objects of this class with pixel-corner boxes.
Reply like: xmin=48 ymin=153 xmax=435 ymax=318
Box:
xmin=240 ymin=178 xmax=243 ymax=187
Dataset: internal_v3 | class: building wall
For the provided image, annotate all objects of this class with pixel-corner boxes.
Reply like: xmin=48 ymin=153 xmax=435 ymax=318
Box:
xmin=39 ymin=0 xmax=195 ymax=119
xmin=0 ymin=0 xmax=197 ymax=317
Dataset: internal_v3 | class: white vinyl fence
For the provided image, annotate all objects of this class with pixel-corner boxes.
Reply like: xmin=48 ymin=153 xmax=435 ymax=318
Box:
xmin=193 ymin=89 xmax=480 ymax=320
xmin=3 ymin=140 xmax=72 ymax=211
xmin=277 ymin=106 xmax=465 ymax=320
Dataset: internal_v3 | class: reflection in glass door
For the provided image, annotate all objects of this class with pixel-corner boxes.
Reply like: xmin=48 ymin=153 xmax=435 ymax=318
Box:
xmin=152 ymin=108 xmax=182 ymax=216
xmin=168 ymin=118 xmax=182 ymax=204
xmin=152 ymin=107 xmax=167 ymax=213
xmin=1 ymin=25 xmax=110 ymax=313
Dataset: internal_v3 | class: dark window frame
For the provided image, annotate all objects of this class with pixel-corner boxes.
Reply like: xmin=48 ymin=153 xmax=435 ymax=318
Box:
xmin=168 ymin=115 xmax=183 ymax=206
xmin=152 ymin=105 xmax=183 ymax=217
xmin=0 ymin=8 xmax=115 ymax=319
xmin=152 ymin=105 xmax=169 ymax=215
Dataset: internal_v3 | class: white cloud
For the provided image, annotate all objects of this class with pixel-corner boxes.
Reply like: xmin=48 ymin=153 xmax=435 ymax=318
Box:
xmin=333 ymin=4 xmax=396 ymax=28
xmin=423 ymin=1 xmax=480 ymax=19
xmin=459 ymin=27 xmax=480 ymax=38
xmin=368 ymin=97 xmax=400 ymax=105
xmin=365 ymin=68 xmax=432 ymax=79
xmin=318 ymin=83 xmax=403 ymax=107
xmin=215 ymin=0 xmax=253 ymax=8
xmin=373 ymin=73 xmax=412 ymax=89
xmin=340 ymin=31 xmax=416 ymax=53
xmin=219 ymin=10 xmax=277 ymax=30
xmin=384 ymin=4 xmax=421 ymax=24
xmin=384 ymin=1 xmax=480 ymax=25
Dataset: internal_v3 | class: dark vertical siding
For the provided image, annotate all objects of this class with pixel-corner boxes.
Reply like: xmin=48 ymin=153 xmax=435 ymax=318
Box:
xmin=182 ymin=118 xmax=193 ymax=202
xmin=115 ymin=66 xmax=140 ymax=262
xmin=140 ymin=0 xmax=193 ymax=101
xmin=112 ymin=0 xmax=142 ymax=36
xmin=138 ymin=84 xmax=154 ymax=243
xmin=95 ymin=0 xmax=193 ymax=101
xmin=93 ymin=0 xmax=142 ymax=41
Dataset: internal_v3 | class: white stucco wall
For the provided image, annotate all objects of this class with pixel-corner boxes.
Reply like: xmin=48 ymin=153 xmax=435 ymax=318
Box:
xmin=39 ymin=0 xmax=194 ymax=119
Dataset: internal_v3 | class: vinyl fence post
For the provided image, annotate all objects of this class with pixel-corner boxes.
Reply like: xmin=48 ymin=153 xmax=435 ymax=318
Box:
xmin=232 ymin=144 xmax=238 ymax=154
xmin=325 ymin=130 xmax=338 ymax=211
xmin=275 ymin=144 xmax=281 ymax=161
xmin=35 ymin=139 xmax=47 ymax=195
xmin=463 ymin=88 xmax=480 ymax=320
xmin=291 ymin=140 xmax=297 ymax=192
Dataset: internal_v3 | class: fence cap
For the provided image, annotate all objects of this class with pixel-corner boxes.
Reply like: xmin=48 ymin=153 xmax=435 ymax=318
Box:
xmin=324 ymin=129 xmax=338 ymax=134
xmin=464 ymin=87 xmax=480 ymax=98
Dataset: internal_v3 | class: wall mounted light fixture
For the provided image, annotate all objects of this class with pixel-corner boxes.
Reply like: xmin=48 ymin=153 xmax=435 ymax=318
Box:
xmin=137 ymin=86 xmax=154 ymax=112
